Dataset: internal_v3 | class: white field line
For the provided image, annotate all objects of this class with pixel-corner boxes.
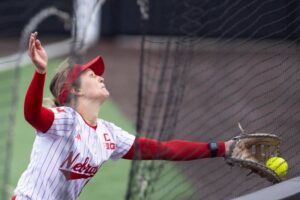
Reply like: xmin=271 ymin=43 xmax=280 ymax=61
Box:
xmin=0 ymin=39 xmax=72 ymax=72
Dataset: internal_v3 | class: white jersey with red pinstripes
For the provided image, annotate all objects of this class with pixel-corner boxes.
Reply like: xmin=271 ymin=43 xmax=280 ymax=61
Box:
xmin=14 ymin=106 xmax=135 ymax=200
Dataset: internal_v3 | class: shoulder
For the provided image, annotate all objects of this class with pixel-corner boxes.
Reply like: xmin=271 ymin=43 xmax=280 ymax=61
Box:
xmin=98 ymin=119 xmax=135 ymax=139
xmin=98 ymin=119 xmax=117 ymax=131
xmin=49 ymin=106 xmax=77 ymax=124
xmin=49 ymin=106 xmax=76 ymax=116
xmin=98 ymin=119 xmax=126 ymax=135
xmin=38 ymin=107 xmax=77 ymax=136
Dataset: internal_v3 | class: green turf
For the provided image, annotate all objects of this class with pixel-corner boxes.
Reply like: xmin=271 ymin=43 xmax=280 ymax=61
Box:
xmin=6 ymin=59 xmax=194 ymax=200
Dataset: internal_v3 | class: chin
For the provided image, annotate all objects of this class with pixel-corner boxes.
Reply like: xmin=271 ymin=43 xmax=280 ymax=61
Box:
xmin=99 ymin=94 xmax=109 ymax=105
xmin=104 ymin=90 xmax=110 ymax=97
xmin=99 ymin=88 xmax=109 ymax=98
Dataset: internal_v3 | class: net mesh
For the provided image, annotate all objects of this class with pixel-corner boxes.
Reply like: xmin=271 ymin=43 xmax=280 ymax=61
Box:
xmin=127 ymin=0 xmax=300 ymax=199
xmin=0 ymin=2 xmax=73 ymax=198
xmin=0 ymin=69 xmax=17 ymax=200
xmin=0 ymin=0 xmax=101 ymax=198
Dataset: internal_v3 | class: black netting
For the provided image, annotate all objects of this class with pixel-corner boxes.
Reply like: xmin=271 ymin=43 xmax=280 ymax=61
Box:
xmin=127 ymin=0 xmax=300 ymax=199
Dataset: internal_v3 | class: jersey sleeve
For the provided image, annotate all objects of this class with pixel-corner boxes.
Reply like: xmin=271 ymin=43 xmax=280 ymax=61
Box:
xmin=103 ymin=121 xmax=135 ymax=160
xmin=37 ymin=107 xmax=76 ymax=137
xmin=123 ymin=137 xmax=226 ymax=160
xmin=24 ymin=71 xmax=55 ymax=133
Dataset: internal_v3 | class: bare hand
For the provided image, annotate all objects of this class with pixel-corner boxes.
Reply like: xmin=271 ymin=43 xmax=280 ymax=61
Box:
xmin=225 ymin=140 xmax=234 ymax=157
xmin=28 ymin=32 xmax=48 ymax=74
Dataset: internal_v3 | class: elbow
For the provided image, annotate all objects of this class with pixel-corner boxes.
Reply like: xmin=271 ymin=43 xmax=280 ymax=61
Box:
xmin=24 ymin=108 xmax=34 ymax=124
xmin=23 ymin=102 xmax=39 ymax=125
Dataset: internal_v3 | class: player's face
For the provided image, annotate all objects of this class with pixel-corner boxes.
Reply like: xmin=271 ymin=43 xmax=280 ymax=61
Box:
xmin=78 ymin=69 xmax=109 ymax=102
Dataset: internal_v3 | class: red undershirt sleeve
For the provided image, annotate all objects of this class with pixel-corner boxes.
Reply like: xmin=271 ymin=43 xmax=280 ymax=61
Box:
xmin=24 ymin=71 xmax=54 ymax=133
xmin=122 ymin=137 xmax=225 ymax=160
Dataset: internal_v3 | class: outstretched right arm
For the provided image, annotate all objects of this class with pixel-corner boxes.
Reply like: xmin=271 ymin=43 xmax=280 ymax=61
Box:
xmin=24 ymin=32 xmax=54 ymax=133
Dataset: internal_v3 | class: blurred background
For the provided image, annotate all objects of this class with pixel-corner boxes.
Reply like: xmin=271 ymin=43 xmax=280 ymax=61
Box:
xmin=1 ymin=0 xmax=300 ymax=199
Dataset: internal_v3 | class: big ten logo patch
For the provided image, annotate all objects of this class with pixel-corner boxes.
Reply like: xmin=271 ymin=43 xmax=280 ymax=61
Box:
xmin=103 ymin=133 xmax=116 ymax=150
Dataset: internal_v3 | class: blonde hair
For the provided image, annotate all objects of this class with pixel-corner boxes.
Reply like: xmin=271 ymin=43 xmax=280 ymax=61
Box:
xmin=49 ymin=58 xmax=81 ymax=107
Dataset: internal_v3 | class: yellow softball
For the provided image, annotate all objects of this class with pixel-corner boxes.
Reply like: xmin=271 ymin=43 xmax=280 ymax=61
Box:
xmin=265 ymin=157 xmax=288 ymax=177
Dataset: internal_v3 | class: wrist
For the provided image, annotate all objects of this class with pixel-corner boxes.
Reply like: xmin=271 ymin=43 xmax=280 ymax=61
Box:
xmin=35 ymin=68 xmax=46 ymax=74
xmin=208 ymin=141 xmax=226 ymax=157
xmin=208 ymin=142 xmax=218 ymax=157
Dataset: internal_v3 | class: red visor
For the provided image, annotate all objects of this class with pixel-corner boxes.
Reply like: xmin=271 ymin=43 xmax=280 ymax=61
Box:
xmin=58 ymin=56 xmax=105 ymax=104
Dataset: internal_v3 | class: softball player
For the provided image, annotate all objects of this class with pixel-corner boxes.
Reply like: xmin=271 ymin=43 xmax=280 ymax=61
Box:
xmin=12 ymin=32 xmax=233 ymax=200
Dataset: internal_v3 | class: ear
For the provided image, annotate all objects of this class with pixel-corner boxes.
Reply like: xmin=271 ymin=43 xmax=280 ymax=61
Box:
xmin=70 ymin=87 xmax=83 ymax=96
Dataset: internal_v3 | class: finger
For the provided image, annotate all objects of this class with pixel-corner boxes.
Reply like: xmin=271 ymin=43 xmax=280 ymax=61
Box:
xmin=30 ymin=35 xmax=35 ymax=51
xmin=28 ymin=37 xmax=34 ymax=57
xmin=28 ymin=34 xmax=34 ymax=54
xmin=30 ymin=40 xmax=36 ymax=58
xmin=34 ymin=32 xmax=38 ymax=39
xmin=33 ymin=32 xmax=39 ymax=49
xmin=36 ymin=39 xmax=42 ymax=50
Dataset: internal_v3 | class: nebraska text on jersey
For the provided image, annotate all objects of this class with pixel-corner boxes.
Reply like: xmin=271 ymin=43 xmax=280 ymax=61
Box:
xmin=60 ymin=151 xmax=99 ymax=180
xmin=14 ymin=106 xmax=135 ymax=200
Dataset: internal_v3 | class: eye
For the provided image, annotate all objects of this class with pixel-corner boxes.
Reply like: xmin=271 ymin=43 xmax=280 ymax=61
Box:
xmin=89 ymin=72 xmax=95 ymax=77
